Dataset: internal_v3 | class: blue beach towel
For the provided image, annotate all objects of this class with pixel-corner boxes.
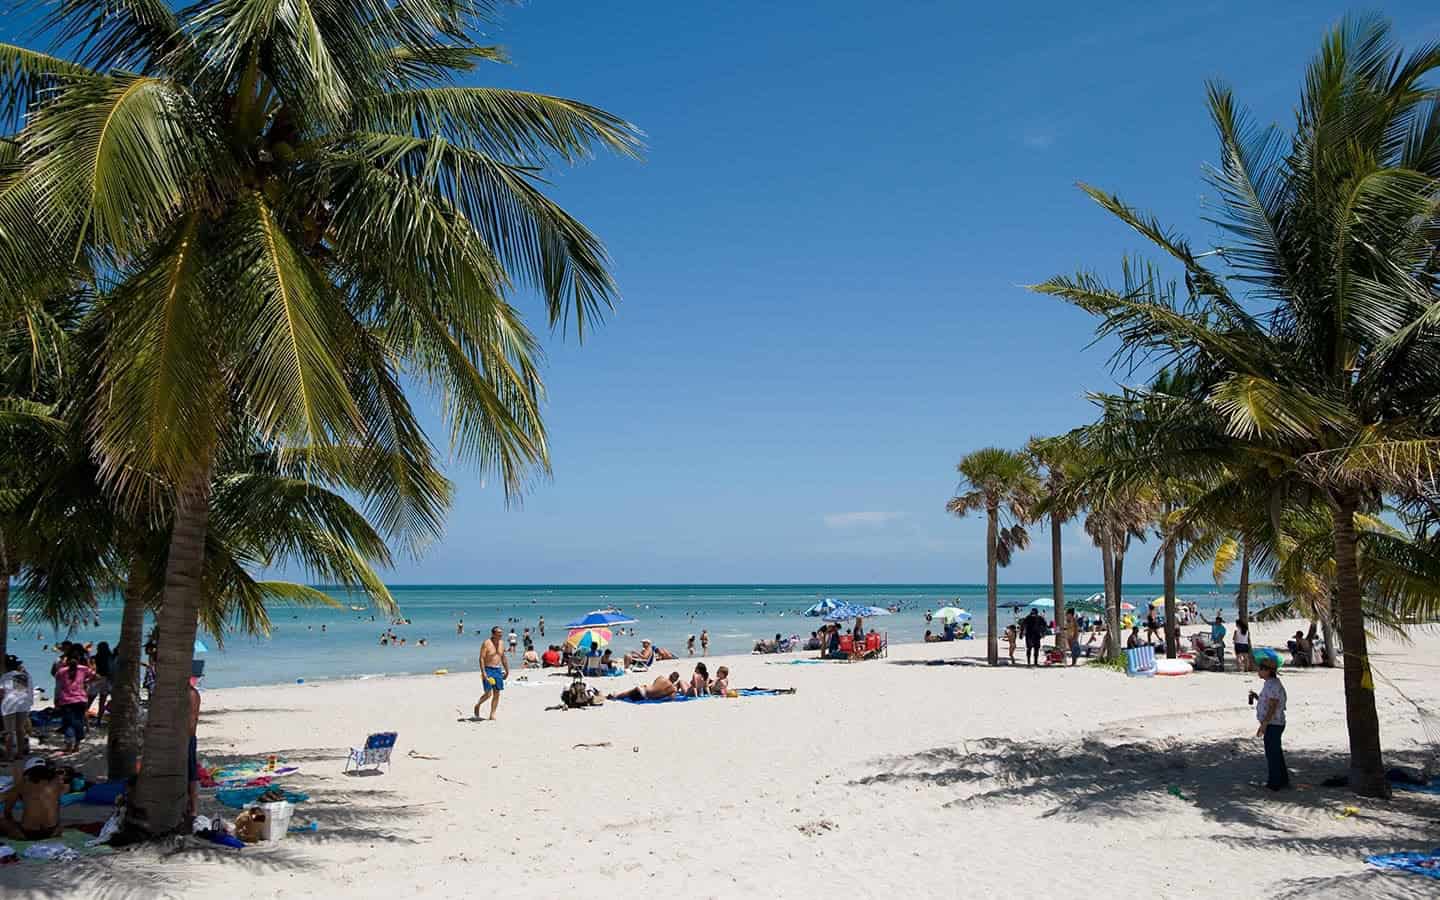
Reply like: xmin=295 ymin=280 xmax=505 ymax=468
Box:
xmin=215 ymin=787 xmax=310 ymax=809
xmin=1367 ymin=849 xmax=1440 ymax=879
xmin=1391 ymin=781 xmax=1440 ymax=795
xmin=615 ymin=689 xmax=790 ymax=704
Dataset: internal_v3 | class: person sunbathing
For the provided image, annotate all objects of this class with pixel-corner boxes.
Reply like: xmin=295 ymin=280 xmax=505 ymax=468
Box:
xmin=623 ymin=640 xmax=656 ymax=668
xmin=607 ymin=672 xmax=681 ymax=702
xmin=686 ymin=663 xmax=710 ymax=696
xmin=710 ymin=666 xmax=730 ymax=695
xmin=1 ymin=758 xmax=65 ymax=840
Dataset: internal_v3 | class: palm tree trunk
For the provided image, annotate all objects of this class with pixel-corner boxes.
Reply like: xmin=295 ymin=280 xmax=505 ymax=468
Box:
xmin=1110 ymin=538 xmax=1127 ymax=661
xmin=1162 ymin=534 xmax=1178 ymax=659
xmin=1330 ymin=491 xmax=1389 ymax=798
xmin=1237 ymin=540 xmax=1251 ymax=623
xmin=1050 ymin=514 xmax=1065 ymax=654
xmin=0 ymin=536 xmax=11 ymax=663
xmin=106 ymin=560 xmax=148 ymax=782
xmin=1100 ymin=535 xmax=1117 ymax=660
xmin=1320 ymin=603 xmax=1336 ymax=668
xmin=986 ymin=505 xmax=999 ymax=666
xmin=127 ymin=473 xmax=211 ymax=835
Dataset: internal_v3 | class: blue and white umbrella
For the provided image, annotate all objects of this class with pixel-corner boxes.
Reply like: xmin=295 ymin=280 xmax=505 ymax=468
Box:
xmin=821 ymin=602 xmax=892 ymax=622
xmin=804 ymin=598 xmax=845 ymax=617
xmin=564 ymin=611 xmax=638 ymax=629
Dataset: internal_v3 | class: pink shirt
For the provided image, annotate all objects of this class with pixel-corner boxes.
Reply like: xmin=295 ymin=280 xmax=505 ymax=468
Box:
xmin=55 ymin=665 xmax=93 ymax=705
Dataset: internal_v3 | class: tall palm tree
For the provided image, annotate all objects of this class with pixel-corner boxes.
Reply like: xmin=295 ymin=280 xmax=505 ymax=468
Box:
xmin=1 ymin=0 xmax=639 ymax=833
xmin=1026 ymin=435 xmax=1086 ymax=655
xmin=947 ymin=448 xmax=1039 ymax=665
xmin=1035 ymin=15 xmax=1440 ymax=796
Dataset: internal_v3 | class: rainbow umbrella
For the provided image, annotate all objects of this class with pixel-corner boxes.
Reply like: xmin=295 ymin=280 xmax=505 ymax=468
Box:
xmin=565 ymin=627 xmax=612 ymax=653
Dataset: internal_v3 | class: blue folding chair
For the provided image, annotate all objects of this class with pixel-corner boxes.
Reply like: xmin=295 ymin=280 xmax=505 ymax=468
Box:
xmin=345 ymin=731 xmax=398 ymax=773
xmin=1125 ymin=645 xmax=1157 ymax=677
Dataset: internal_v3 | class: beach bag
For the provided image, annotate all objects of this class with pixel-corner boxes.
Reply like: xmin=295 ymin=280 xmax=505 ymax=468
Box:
xmin=234 ymin=808 xmax=267 ymax=843
xmin=561 ymin=680 xmax=592 ymax=709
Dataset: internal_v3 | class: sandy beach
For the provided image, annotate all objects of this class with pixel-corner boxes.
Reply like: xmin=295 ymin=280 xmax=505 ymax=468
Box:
xmin=6 ymin=619 xmax=1440 ymax=899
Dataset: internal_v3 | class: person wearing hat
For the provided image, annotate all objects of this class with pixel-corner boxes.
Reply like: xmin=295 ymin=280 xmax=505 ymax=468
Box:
xmin=1 ymin=757 xmax=65 ymax=840
xmin=1250 ymin=655 xmax=1290 ymax=791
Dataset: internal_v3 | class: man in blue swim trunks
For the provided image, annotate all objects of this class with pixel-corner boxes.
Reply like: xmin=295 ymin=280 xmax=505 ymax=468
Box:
xmin=474 ymin=627 xmax=509 ymax=721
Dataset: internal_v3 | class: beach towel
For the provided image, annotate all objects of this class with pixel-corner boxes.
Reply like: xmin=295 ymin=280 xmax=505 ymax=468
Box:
xmin=615 ymin=689 xmax=791 ymax=704
xmin=767 ymin=659 xmax=827 ymax=665
xmin=1367 ymin=849 xmax=1440 ymax=880
xmin=1392 ymin=781 xmax=1440 ymax=795
xmin=203 ymin=761 xmax=299 ymax=787
xmin=215 ymin=787 xmax=310 ymax=809
xmin=0 ymin=829 xmax=113 ymax=862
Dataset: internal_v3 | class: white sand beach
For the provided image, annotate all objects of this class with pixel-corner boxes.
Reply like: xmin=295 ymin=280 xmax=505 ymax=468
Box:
xmin=7 ymin=620 xmax=1440 ymax=899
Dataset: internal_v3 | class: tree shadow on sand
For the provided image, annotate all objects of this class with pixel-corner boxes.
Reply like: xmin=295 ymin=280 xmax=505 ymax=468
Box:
xmin=0 ymin=783 xmax=426 ymax=900
xmin=852 ymin=733 xmax=1440 ymax=891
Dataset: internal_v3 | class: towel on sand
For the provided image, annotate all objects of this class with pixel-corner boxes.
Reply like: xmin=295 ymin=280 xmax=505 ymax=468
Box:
xmin=215 ymin=787 xmax=310 ymax=808
xmin=1 ymin=829 xmax=113 ymax=862
xmin=1367 ymin=849 xmax=1440 ymax=879
xmin=614 ymin=688 xmax=791 ymax=705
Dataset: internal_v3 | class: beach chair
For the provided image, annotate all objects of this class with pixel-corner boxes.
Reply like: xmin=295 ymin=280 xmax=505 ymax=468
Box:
xmin=1125 ymin=645 xmax=1157 ymax=677
xmin=345 ymin=731 xmax=398 ymax=774
xmin=838 ymin=634 xmax=856 ymax=660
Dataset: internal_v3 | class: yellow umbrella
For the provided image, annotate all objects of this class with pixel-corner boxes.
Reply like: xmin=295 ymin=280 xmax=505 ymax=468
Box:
xmin=1151 ymin=596 xmax=1167 ymax=607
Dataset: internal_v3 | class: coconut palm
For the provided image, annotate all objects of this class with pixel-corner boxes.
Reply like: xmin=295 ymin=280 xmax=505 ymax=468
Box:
xmin=947 ymin=448 xmax=1039 ymax=664
xmin=1026 ymin=435 xmax=1087 ymax=655
xmin=0 ymin=0 xmax=639 ymax=832
xmin=1034 ymin=15 xmax=1440 ymax=795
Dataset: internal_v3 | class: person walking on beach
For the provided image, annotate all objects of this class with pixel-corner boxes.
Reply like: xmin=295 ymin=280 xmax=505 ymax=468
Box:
xmin=474 ymin=627 xmax=509 ymax=721
xmin=1065 ymin=610 xmax=1082 ymax=666
xmin=1233 ymin=619 xmax=1253 ymax=672
xmin=1250 ymin=657 xmax=1289 ymax=790
xmin=1022 ymin=608 xmax=1047 ymax=667
xmin=700 ymin=630 xmax=709 ymax=656
xmin=1145 ymin=607 xmax=1161 ymax=645
xmin=507 ymin=628 xmax=518 ymax=654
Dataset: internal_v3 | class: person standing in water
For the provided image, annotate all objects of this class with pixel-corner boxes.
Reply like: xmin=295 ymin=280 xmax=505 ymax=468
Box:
xmin=700 ymin=630 xmax=709 ymax=656
xmin=474 ymin=627 xmax=509 ymax=721
xmin=1250 ymin=656 xmax=1289 ymax=791
xmin=538 ymin=616 xmax=545 ymax=638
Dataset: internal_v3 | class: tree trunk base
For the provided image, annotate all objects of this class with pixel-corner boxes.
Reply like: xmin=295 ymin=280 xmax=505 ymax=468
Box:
xmin=1349 ymin=769 xmax=1393 ymax=799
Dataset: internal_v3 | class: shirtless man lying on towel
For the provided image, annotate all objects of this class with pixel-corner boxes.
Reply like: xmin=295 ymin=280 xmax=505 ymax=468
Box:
xmin=607 ymin=672 xmax=681 ymax=702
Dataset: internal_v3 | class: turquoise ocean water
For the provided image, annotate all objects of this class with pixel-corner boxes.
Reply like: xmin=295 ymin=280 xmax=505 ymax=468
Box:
xmin=22 ymin=583 xmax=1262 ymax=688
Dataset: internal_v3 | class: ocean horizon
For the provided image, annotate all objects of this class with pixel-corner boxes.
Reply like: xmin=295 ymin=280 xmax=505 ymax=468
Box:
xmin=22 ymin=582 xmax=1262 ymax=689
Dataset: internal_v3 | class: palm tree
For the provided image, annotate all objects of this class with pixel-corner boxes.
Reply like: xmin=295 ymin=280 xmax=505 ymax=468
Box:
xmin=1 ymin=0 xmax=639 ymax=833
xmin=1035 ymin=15 xmax=1440 ymax=796
xmin=947 ymin=448 xmax=1039 ymax=664
xmin=1026 ymin=435 xmax=1086 ymax=655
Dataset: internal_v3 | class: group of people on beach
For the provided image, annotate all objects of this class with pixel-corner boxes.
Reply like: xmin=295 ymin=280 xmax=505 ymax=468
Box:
xmin=606 ymin=662 xmax=731 ymax=702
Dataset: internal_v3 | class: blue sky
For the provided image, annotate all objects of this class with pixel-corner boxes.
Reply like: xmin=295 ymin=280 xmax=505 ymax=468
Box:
xmin=9 ymin=3 xmax=1439 ymax=584
xmin=382 ymin=1 xmax=1436 ymax=584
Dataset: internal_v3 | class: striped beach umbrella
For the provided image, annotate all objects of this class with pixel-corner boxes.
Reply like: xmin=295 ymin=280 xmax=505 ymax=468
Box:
xmin=565 ymin=627 xmax=613 ymax=653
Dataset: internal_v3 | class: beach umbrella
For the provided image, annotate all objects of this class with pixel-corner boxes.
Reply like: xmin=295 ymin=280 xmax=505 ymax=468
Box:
xmin=564 ymin=611 xmax=637 ymax=629
xmin=1152 ymin=596 xmax=1167 ymax=607
xmin=1028 ymin=597 xmax=1055 ymax=609
xmin=931 ymin=606 xmax=968 ymax=623
xmin=821 ymin=602 xmax=888 ymax=622
xmin=804 ymin=598 xmax=845 ymax=617
xmin=1119 ymin=602 xmax=1136 ymax=612
xmin=194 ymin=638 xmax=208 ymax=653
xmin=1252 ymin=647 xmax=1284 ymax=669
xmin=565 ymin=627 xmax=612 ymax=652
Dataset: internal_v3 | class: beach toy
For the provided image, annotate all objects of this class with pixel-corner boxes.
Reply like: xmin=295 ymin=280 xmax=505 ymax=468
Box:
xmin=1155 ymin=659 xmax=1193 ymax=676
xmin=1337 ymin=805 xmax=1360 ymax=819
xmin=1167 ymin=785 xmax=1185 ymax=799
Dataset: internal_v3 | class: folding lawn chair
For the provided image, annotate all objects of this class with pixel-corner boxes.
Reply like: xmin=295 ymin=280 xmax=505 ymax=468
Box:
xmin=345 ymin=731 xmax=398 ymax=773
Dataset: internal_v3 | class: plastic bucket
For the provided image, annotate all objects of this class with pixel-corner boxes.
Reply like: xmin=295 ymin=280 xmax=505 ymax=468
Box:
xmin=254 ymin=801 xmax=294 ymax=842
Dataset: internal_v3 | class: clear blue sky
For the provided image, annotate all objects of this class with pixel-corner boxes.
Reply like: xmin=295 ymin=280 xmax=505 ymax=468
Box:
xmin=10 ymin=3 xmax=1439 ymax=583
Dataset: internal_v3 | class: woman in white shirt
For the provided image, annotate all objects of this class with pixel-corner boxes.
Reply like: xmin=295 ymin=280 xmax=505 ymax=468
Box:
xmin=1250 ymin=658 xmax=1289 ymax=790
